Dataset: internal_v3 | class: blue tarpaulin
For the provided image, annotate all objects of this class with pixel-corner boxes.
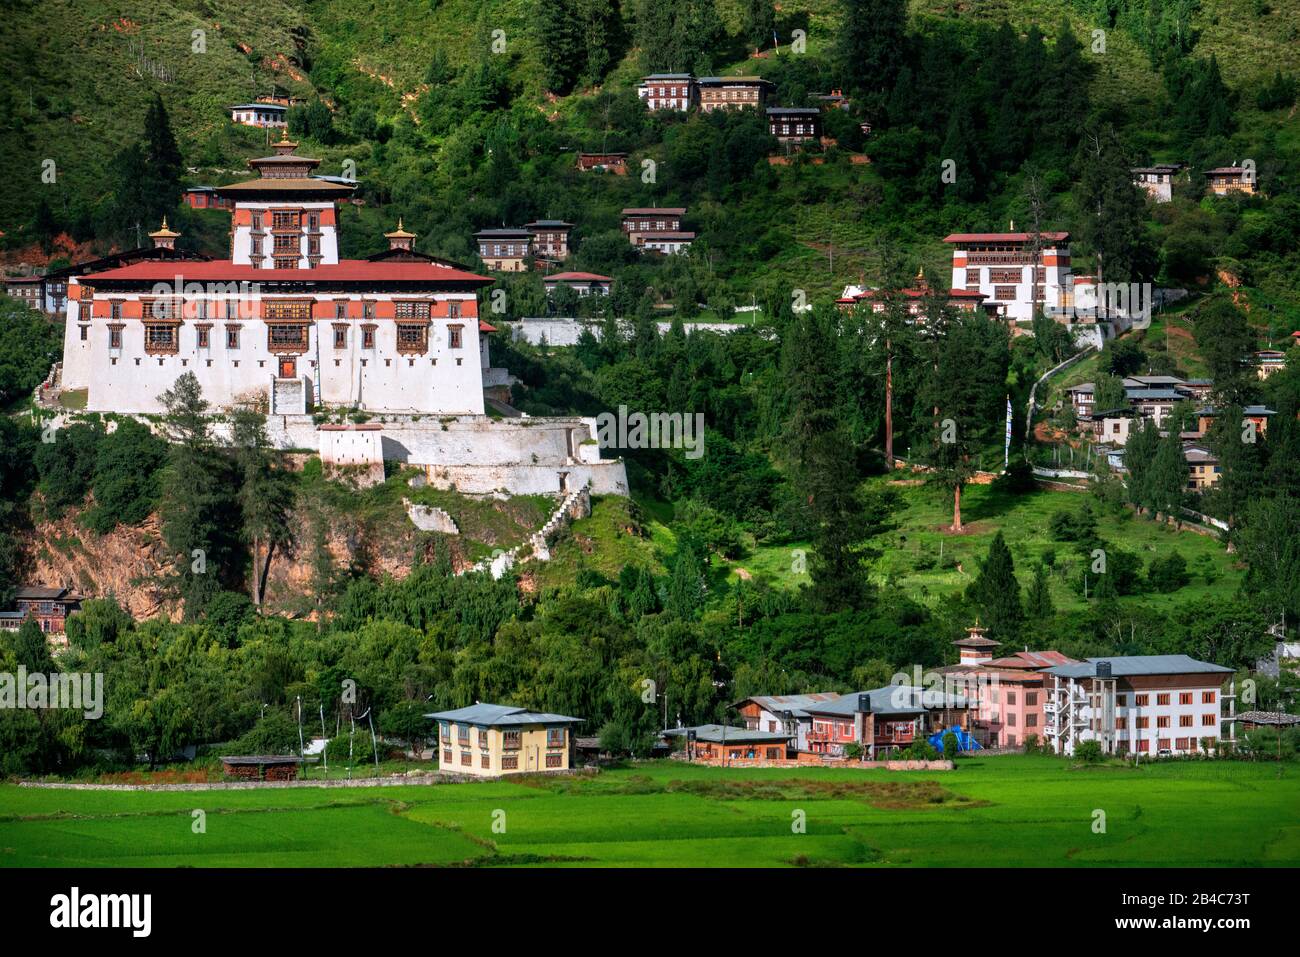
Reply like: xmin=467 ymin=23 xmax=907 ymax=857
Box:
xmin=928 ymin=725 xmax=982 ymax=751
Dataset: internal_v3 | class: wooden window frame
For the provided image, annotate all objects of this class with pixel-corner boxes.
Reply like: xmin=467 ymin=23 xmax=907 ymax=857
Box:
xmin=143 ymin=322 xmax=180 ymax=355
xmin=395 ymin=323 xmax=428 ymax=355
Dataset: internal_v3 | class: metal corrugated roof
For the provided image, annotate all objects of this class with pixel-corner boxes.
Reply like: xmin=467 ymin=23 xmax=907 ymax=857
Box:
xmin=1044 ymin=655 xmax=1233 ymax=678
xmin=660 ymin=724 xmax=791 ymax=744
xmin=425 ymin=703 xmax=582 ymax=726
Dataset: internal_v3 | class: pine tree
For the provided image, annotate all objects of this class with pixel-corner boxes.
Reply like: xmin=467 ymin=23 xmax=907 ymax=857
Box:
xmin=965 ymin=531 xmax=1024 ymax=639
xmin=1148 ymin=429 xmax=1189 ymax=516
xmin=837 ymin=0 xmax=907 ymax=96
xmin=538 ymin=0 xmax=584 ymax=94
xmin=1076 ymin=121 xmax=1148 ymax=284
xmin=1124 ymin=418 xmax=1161 ymax=510
xmin=743 ymin=0 xmax=775 ymax=54
xmin=232 ymin=409 xmax=295 ymax=608
xmin=1027 ymin=563 xmax=1055 ymax=619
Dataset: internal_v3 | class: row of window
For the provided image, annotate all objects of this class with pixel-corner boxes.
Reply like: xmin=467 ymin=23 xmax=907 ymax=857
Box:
xmin=102 ymin=301 xmax=461 ymax=321
xmin=441 ymin=750 xmax=564 ymax=770
xmin=1115 ymin=714 xmax=1218 ymax=729
xmin=101 ymin=323 xmax=462 ymax=352
xmin=1120 ymin=691 xmax=1216 ymax=707
xmin=440 ymin=724 xmax=567 ymax=749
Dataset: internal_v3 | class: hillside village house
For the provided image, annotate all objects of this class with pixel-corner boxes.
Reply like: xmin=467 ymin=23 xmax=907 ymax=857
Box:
xmin=474 ymin=228 xmax=532 ymax=272
xmin=4 ymin=275 xmax=43 ymax=309
xmin=576 ymin=151 xmax=628 ymax=174
xmin=543 ymin=272 xmax=613 ymax=297
xmin=836 ymin=271 xmax=997 ymax=320
xmin=697 ymin=76 xmax=771 ymax=112
xmin=229 ymin=102 xmax=288 ymax=128
xmin=183 ymin=186 xmax=235 ymax=210
xmin=1042 ymin=655 xmax=1236 ymax=757
xmin=1205 ymin=166 xmax=1258 ymax=196
xmin=1065 ymin=382 xmax=1096 ymax=418
xmin=944 ymin=230 xmax=1072 ymax=325
xmin=621 ymin=207 xmax=694 ymax=254
xmin=638 ymin=73 xmax=696 ymax=111
xmin=525 ymin=220 xmax=573 ymax=261
xmin=1253 ymin=349 xmax=1286 ymax=378
xmin=1131 ymin=163 xmax=1182 ymax=203
xmin=1184 ymin=443 xmax=1221 ymax=490
xmin=767 ymin=106 xmax=822 ymax=143
xmin=61 ymin=134 xmax=495 ymax=417
xmin=0 ymin=586 xmax=81 ymax=636
xmin=1196 ymin=404 xmax=1275 ymax=438
xmin=427 ymin=703 xmax=582 ymax=776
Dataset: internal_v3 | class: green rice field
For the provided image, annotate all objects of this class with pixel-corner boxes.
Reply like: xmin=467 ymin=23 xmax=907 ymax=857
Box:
xmin=1 ymin=756 xmax=1295 ymax=867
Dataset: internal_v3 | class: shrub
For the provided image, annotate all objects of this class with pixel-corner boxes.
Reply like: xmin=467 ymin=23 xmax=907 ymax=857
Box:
xmin=1022 ymin=734 xmax=1039 ymax=754
xmin=1074 ymin=740 xmax=1103 ymax=764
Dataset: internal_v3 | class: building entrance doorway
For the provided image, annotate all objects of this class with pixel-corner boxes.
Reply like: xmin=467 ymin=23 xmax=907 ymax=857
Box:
xmin=279 ymin=357 xmax=296 ymax=378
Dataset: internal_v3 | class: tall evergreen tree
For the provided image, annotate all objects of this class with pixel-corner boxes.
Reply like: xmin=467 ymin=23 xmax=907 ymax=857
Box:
xmin=1026 ymin=563 xmax=1055 ymax=620
xmin=157 ymin=373 xmax=238 ymax=619
xmin=837 ymin=0 xmax=907 ymax=97
xmin=1075 ymin=121 xmax=1148 ymax=284
xmin=1147 ymin=428 xmax=1189 ymax=515
xmin=232 ymin=409 xmax=295 ymax=608
xmin=965 ymin=531 xmax=1024 ymax=639
xmin=783 ymin=306 xmax=872 ymax=612
xmin=1124 ymin=418 xmax=1161 ymax=509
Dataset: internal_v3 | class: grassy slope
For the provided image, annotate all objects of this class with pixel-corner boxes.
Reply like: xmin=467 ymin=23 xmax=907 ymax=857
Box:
xmin=2 ymin=756 xmax=1294 ymax=866
xmin=720 ymin=477 xmax=1243 ymax=610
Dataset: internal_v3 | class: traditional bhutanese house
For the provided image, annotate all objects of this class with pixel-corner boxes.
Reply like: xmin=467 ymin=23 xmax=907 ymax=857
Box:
xmin=474 ymin=228 xmax=532 ymax=273
xmin=734 ymin=692 xmax=843 ymax=752
xmin=1125 ymin=387 xmax=1182 ymax=426
xmin=1196 ymin=404 xmax=1275 ymax=438
xmin=1183 ymin=443 xmax=1221 ymax=490
xmin=944 ymin=230 xmax=1072 ymax=324
xmin=1131 ymin=163 xmax=1182 ymax=203
xmin=576 ymin=152 xmax=628 ymax=174
xmin=427 ymin=703 xmax=582 ymax=776
xmin=1176 ymin=378 xmax=1214 ymax=401
xmin=543 ymin=272 xmax=613 ymax=297
xmin=1064 ymin=382 xmax=1096 ymax=418
xmin=1089 ymin=407 xmax=1136 ymax=446
xmin=1123 ymin=374 xmax=1185 ymax=389
xmin=229 ymin=101 xmax=288 ymax=128
xmin=800 ymin=686 xmax=968 ymax=759
xmin=1231 ymin=712 xmax=1300 ymax=760
xmin=638 ymin=73 xmax=696 ymax=111
xmin=3 ymin=275 xmax=44 ymax=310
xmin=1253 ymin=349 xmax=1287 ymax=379
xmin=697 ymin=76 xmax=772 ymax=112
xmin=61 ymin=136 xmax=495 ymax=417
xmin=183 ymin=186 xmax=234 ymax=210
xmin=0 ymin=586 xmax=81 ymax=635
xmin=621 ymin=207 xmax=693 ymax=254
xmin=220 ymin=755 xmax=304 ymax=781
xmin=662 ymin=724 xmax=793 ymax=764
xmin=525 ymin=220 xmax=573 ymax=262
xmin=366 ymin=222 xmax=470 ymax=269
xmin=835 ymin=272 xmax=996 ymax=320
xmin=1042 ymin=655 xmax=1236 ymax=757
xmin=638 ymin=231 xmax=695 ymax=255
xmin=766 ymin=106 xmax=822 ymax=143
xmin=814 ymin=89 xmax=851 ymax=111
xmin=1205 ymin=166 xmax=1258 ymax=196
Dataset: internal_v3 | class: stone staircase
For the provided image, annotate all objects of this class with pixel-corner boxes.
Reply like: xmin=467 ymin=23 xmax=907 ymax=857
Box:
xmin=465 ymin=482 xmax=591 ymax=580
xmin=271 ymin=376 xmax=306 ymax=415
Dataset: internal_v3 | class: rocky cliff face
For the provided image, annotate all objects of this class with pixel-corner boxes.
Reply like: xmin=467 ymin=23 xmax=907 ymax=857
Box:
xmin=20 ymin=488 xmax=549 ymax=619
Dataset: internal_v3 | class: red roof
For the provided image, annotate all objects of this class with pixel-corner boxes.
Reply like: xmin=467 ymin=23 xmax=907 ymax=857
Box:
xmin=479 ymin=320 xmax=497 ymax=333
xmin=77 ymin=259 xmax=492 ymax=285
xmin=839 ymin=286 xmax=986 ymax=303
xmin=544 ymin=271 xmax=613 ymax=283
xmin=985 ymin=650 xmax=1075 ymax=670
xmin=943 ymin=232 xmax=1069 ymax=244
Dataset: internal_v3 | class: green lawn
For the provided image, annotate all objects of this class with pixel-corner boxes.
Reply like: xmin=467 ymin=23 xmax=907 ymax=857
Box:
xmin=1 ymin=756 xmax=1294 ymax=867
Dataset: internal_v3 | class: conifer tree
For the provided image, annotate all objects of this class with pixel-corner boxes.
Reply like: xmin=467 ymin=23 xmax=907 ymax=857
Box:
xmin=965 ymin=531 xmax=1024 ymax=639
xmin=1027 ymin=563 xmax=1055 ymax=620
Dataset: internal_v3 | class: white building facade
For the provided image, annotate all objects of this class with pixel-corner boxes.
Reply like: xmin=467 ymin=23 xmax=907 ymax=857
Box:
xmin=945 ymin=231 xmax=1072 ymax=324
xmin=1042 ymin=656 xmax=1235 ymax=757
xmin=61 ymin=137 xmax=495 ymax=416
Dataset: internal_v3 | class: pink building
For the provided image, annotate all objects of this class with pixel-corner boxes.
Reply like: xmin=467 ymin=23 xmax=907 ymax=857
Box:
xmin=938 ymin=624 xmax=1076 ymax=748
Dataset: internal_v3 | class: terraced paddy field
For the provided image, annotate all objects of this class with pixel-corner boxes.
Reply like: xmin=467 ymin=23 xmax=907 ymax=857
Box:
xmin=2 ymin=756 xmax=1295 ymax=868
